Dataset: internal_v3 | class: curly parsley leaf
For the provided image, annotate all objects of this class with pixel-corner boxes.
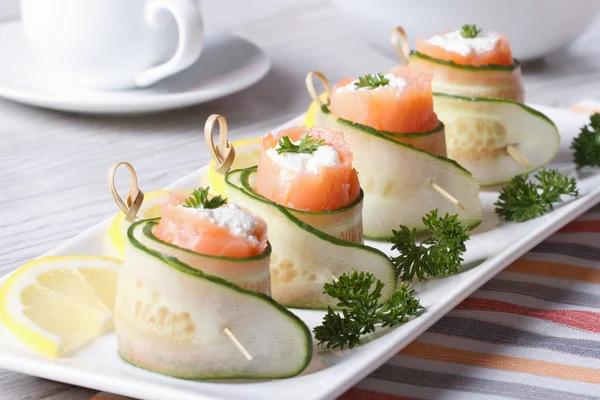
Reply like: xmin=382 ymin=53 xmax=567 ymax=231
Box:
xmin=389 ymin=209 xmax=470 ymax=281
xmin=571 ymin=113 xmax=600 ymax=169
xmin=494 ymin=169 xmax=579 ymax=222
xmin=460 ymin=24 xmax=482 ymax=38
xmin=313 ymin=270 xmax=424 ymax=349
xmin=277 ymin=135 xmax=324 ymax=155
xmin=354 ymin=73 xmax=390 ymax=90
xmin=183 ymin=187 xmax=227 ymax=209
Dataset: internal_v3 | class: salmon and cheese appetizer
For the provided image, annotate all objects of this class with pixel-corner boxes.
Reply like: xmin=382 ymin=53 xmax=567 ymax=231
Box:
xmin=255 ymin=126 xmax=363 ymax=243
xmin=116 ymin=192 xmax=311 ymax=379
xmin=256 ymin=126 xmax=360 ymax=211
xmin=409 ymin=24 xmax=524 ymax=101
xmin=305 ymin=71 xmax=482 ymax=240
xmin=148 ymin=188 xmax=271 ymax=294
xmin=154 ymin=195 xmax=268 ymax=258
xmin=328 ymin=71 xmax=446 ymax=156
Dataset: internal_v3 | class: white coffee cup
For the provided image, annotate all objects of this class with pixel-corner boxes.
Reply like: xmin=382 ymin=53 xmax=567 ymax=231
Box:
xmin=20 ymin=0 xmax=204 ymax=90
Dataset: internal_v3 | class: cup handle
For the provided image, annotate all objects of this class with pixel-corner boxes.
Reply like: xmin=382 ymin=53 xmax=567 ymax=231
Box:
xmin=134 ymin=0 xmax=204 ymax=87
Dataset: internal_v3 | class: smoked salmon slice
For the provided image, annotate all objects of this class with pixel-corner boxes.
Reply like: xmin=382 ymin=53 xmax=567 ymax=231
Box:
xmin=153 ymin=195 xmax=268 ymax=258
xmin=329 ymin=70 xmax=440 ymax=134
xmin=416 ymin=32 xmax=514 ymax=67
xmin=255 ymin=126 xmax=360 ymax=212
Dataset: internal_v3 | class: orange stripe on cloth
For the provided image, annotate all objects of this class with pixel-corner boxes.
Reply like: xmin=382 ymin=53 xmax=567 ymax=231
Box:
xmin=400 ymin=342 xmax=600 ymax=384
xmin=455 ymin=298 xmax=600 ymax=332
xmin=506 ymin=259 xmax=600 ymax=284
xmin=559 ymin=220 xmax=600 ymax=234
xmin=338 ymin=388 xmax=417 ymax=400
xmin=569 ymin=105 xmax=600 ymax=114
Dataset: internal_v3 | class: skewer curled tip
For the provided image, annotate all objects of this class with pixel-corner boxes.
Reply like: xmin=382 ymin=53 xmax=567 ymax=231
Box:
xmin=108 ymin=162 xmax=144 ymax=222
xmin=205 ymin=114 xmax=235 ymax=175
xmin=391 ymin=26 xmax=410 ymax=66
xmin=305 ymin=71 xmax=332 ymax=107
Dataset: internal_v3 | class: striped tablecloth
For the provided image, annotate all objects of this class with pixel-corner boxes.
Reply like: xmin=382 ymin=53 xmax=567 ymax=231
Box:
xmin=338 ymin=204 xmax=600 ymax=400
xmin=90 ymin=205 xmax=600 ymax=400
xmin=92 ymin=103 xmax=600 ymax=400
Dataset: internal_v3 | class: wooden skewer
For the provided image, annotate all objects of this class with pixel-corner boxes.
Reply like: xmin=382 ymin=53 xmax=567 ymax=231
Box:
xmin=430 ymin=180 xmax=466 ymax=212
xmin=223 ymin=327 xmax=253 ymax=361
xmin=506 ymin=144 xmax=532 ymax=168
xmin=107 ymin=162 xmax=144 ymax=222
xmin=390 ymin=26 xmax=410 ymax=66
xmin=305 ymin=71 xmax=332 ymax=106
xmin=205 ymin=114 xmax=236 ymax=175
xmin=325 ymin=268 xmax=339 ymax=283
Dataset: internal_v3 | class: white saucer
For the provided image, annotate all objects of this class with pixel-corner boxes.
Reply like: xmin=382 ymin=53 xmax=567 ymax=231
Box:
xmin=0 ymin=22 xmax=271 ymax=115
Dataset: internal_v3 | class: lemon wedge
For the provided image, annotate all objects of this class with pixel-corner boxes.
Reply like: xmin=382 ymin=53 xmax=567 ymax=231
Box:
xmin=303 ymin=92 xmax=329 ymax=128
xmin=108 ymin=190 xmax=190 ymax=257
xmin=0 ymin=255 xmax=122 ymax=357
xmin=208 ymin=137 xmax=262 ymax=196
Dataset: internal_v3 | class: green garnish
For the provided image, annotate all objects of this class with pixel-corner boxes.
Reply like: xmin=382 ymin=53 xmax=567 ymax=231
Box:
xmin=276 ymin=135 xmax=324 ymax=155
xmin=571 ymin=113 xmax=600 ymax=169
xmin=389 ymin=209 xmax=470 ymax=281
xmin=494 ymin=169 xmax=579 ymax=222
xmin=353 ymin=73 xmax=390 ymax=90
xmin=183 ymin=187 xmax=227 ymax=209
xmin=460 ymin=24 xmax=482 ymax=39
xmin=313 ymin=270 xmax=424 ymax=349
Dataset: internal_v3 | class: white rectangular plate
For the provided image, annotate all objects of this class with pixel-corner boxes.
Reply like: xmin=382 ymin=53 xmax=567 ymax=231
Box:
xmin=1 ymin=106 xmax=599 ymax=400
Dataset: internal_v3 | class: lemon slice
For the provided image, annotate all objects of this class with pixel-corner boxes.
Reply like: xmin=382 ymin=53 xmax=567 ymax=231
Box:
xmin=303 ymin=92 xmax=329 ymax=128
xmin=0 ymin=255 xmax=122 ymax=357
xmin=208 ymin=138 xmax=262 ymax=196
xmin=108 ymin=190 xmax=190 ymax=257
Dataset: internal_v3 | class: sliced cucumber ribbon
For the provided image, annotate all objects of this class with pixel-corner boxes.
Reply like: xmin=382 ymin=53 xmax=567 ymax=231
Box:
xmin=433 ymin=93 xmax=560 ymax=186
xmin=114 ymin=219 xmax=312 ymax=379
xmin=314 ymin=106 xmax=483 ymax=239
xmin=409 ymin=51 xmax=524 ymax=102
xmin=410 ymin=50 xmax=521 ymax=72
xmin=226 ymin=168 xmax=397 ymax=309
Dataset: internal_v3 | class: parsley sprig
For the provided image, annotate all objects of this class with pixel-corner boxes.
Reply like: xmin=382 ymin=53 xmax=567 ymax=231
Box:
xmin=571 ymin=113 xmax=600 ymax=169
xmin=389 ymin=209 xmax=470 ymax=281
xmin=460 ymin=24 xmax=482 ymax=38
xmin=183 ymin=187 xmax=227 ymax=209
xmin=354 ymin=73 xmax=390 ymax=90
xmin=277 ymin=135 xmax=324 ymax=155
xmin=494 ymin=169 xmax=579 ymax=222
xmin=313 ymin=270 xmax=424 ymax=349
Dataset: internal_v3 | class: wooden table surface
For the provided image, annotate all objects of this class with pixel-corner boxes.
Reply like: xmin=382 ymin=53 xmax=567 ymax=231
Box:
xmin=1 ymin=1 xmax=600 ymax=398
